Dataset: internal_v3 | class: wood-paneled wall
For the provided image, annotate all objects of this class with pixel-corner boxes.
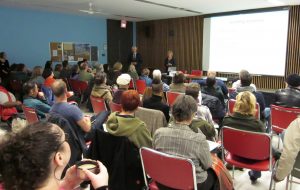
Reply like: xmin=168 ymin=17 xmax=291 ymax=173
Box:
xmin=137 ymin=6 xmax=300 ymax=89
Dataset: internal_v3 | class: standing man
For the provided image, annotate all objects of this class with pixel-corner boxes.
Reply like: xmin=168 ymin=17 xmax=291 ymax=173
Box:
xmin=127 ymin=46 xmax=143 ymax=75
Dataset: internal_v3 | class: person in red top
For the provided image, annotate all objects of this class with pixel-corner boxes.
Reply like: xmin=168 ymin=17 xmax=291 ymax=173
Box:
xmin=43 ymin=69 xmax=56 ymax=87
xmin=0 ymin=77 xmax=21 ymax=122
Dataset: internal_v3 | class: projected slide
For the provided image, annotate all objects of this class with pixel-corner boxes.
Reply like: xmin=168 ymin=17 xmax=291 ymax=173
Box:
xmin=203 ymin=10 xmax=289 ymax=76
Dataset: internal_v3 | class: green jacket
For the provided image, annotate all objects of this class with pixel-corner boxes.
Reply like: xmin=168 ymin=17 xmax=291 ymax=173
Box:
xmin=106 ymin=112 xmax=152 ymax=148
xmin=223 ymin=112 xmax=266 ymax=133
xmin=79 ymin=70 xmax=93 ymax=82
xmin=169 ymin=116 xmax=216 ymax=140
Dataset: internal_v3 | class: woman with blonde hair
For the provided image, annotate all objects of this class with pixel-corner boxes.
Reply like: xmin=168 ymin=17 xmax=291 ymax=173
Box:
xmin=107 ymin=62 xmax=123 ymax=86
xmin=223 ymin=91 xmax=265 ymax=184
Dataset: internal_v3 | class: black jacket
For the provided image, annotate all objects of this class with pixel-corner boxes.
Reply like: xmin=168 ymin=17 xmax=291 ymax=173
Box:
xmin=143 ymin=94 xmax=170 ymax=122
xmin=275 ymin=87 xmax=300 ymax=108
xmin=87 ymin=129 xmax=144 ymax=190
xmin=127 ymin=52 xmax=143 ymax=74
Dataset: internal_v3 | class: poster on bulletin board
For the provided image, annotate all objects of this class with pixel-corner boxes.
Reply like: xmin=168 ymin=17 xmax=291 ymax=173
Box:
xmin=50 ymin=42 xmax=98 ymax=62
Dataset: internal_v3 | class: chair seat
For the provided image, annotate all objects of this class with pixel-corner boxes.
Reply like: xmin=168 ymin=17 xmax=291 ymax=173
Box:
xmin=149 ymin=181 xmax=159 ymax=190
xmin=225 ymin=153 xmax=275 ymax=171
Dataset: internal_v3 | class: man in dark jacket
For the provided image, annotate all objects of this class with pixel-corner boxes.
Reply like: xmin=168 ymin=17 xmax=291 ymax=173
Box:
xmin=127 ymin=46 xmax=143 ymax=75
xmin=275 ymin=74 xmax=300 ymax=108
xmin=143 ymin=79 xmax=170 ymax=122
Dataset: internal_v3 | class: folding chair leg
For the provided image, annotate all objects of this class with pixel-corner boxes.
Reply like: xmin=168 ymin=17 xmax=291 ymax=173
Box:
xmin=290 ymin=176 xmax=293 ymax=190
xmin=232 ymin=166 xmax=235 ymax=179
xmin=286 ymin=175 xmax=290 ymax=190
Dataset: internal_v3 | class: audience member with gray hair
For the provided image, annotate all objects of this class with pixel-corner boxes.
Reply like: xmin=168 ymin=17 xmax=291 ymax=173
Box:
xmin=153 ymin=95 xmax=218 ymax=189
xmin=232 ymin=70 xmax=257 ymax=91
xmin=152 ymin=69 xmax=169 ymax=91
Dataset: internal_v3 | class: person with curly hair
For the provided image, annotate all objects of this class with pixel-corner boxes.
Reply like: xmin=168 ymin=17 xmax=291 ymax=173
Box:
xmin=0 ymin=121 xmax=109 ymax=190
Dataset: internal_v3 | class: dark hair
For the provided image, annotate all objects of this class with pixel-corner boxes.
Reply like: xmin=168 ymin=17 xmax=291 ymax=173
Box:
xmin=23 ymin=81 xmax=37 ymax=95
xmin=172 ymin=95 xmax=197 ymax=122
xmin=0 ymin=52 xmax=5 ymax=59
xmin=77 ymin=60 xmax=84 ymax=67
xmin=42 ymin=68 xmax=53 ymax=79
xmin=16 ymin=63 xmax=25 ymax=72
xmin=240 ymin=70 xmax=252 ymax=87
xmin=51 ymin=79 xmax=66 ymax=97
xmin=80 ymin=62 xmax=88 ymax=70
xmin=185 ymin=83 xmax=200 ymax=100
xmin=286 ymin=74 xmax=300 ymax=87
xmin=173 ymin=72 xmax=185 ymax=84
xmin=152 ymin=81 xmax=163 ymax=94
xmin=10 ymin=63 xmax=18 ymax=71
xmin=44 ymin=60 xmax=53 ymax=70
xmin=62 ymin=60 xmax=68 ymax=68
xmin=0 ymin=122 xmax=64 ymax=190
xmin=121 ymin=90 xmax=140 ymax=112
xmin=54 ymin=64 xmax=62 ymax=72
xmin=94 ymin=72 xmax=107 ymax=85
xmin=206 ymin=77 xmax=216 ymax=88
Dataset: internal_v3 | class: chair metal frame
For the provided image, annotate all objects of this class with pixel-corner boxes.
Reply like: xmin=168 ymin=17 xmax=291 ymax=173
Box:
xmin=140 ymin=147 xmax=198 ymax=190
xmin=166 ymin=91 xmax=183 ymax=107
xmin=109 ymin=102 xmax=122 ymax=112
xmin=270 ymin=104 xmax=300 ymax=134
xmin=90 ymin=96 xmax=108 ymax=114
xmin=221 ymin=126 xmax=275 ymax=190
xmin=22 ymin=105 xmax=39 ymax=125
xmin=135 ymin=79 xmax=147 ymax=95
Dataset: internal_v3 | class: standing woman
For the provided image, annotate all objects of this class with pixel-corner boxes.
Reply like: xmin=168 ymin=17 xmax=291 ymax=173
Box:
xmin=164 ymin=50 xmax=176 ymax=73
xmin=0 ymin=52 xmax=10 ymax=87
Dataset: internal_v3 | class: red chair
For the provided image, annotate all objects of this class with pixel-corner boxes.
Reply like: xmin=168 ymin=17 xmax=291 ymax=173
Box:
xmin=136 ymin=80 xmax=147 ymax=95
xmin=221 ymin=126 xmax=276 ymax=188
xmin=140 ymin=147 xmax=197 ymax=190
xmin=129 ymin=79 xmax=135 ymax=89
xmin=68 ymin=79 xmax=88 ymax=101
xmin=191 ymin=70 xmax=203 ymax=77
xmin=22 ymin=105 xmax=39 ymax=125
xmin=90 ymin=96 xmax=107 ymax=114
xmin=166 ymin=91 xmax=183 ymax=107
xmin=270 ymin=104 xmax=300 ymax=134
xmin=228 ymin=99 xmax=260 ymax=120
xmin=109 ymin=102 xmax=122 ymax=112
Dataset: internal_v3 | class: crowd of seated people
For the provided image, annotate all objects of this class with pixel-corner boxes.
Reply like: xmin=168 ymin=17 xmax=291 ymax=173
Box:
xmin=1 ymin=53 xmax=300 ymax=190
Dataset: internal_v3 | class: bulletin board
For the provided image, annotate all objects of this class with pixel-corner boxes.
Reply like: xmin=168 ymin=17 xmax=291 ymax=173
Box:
xmin=50 ymin=42 xmax=63 ymax=62
xmin=50 ymin=42 xmax=98 ymax=62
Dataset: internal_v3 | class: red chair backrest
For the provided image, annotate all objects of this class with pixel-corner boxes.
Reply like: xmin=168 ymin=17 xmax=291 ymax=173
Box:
xmin=129 ymin=79 xmax=135 ymax=89
xmin=222 ymin=126 xmax=271 ymax=160
xmin=136 ymin=80 xmax=147 ymax=94
xmin=22 ymin=106 xmax=39 ymax=125
xmin=140 ymin=147 xmax=197 ymax=190
xmin=166 ymin=91 xmax=183 ymax=107
xmin=271 ymin=104 xmax=300 ymax=134
xmin=68 ymin=79 xmax=88 ymax=95
xmin=228 ymin=99 xmax=260 ymax=120
xmin=90 ymin=96 xmax=107 ymax=114
xmin=109 ymin=102 xmax=122 ymax=112
xmin=191 ymin=70 xmax=203 ymax=77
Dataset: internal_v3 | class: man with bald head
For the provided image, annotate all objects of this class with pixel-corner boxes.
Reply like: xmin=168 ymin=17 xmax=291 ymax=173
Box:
xmin=127 ymin=46 xmax=143 ymax=75
xmin=192 ymin=71 xmax=228 ymax=98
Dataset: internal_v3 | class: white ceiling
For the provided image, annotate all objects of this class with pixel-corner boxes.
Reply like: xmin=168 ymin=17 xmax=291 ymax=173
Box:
xmin=0 ymin=0 xmax=300 ymax=21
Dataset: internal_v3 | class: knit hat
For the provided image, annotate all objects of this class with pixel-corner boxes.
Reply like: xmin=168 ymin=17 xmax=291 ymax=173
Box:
xmin=117 ymin=74 xmax=131 ymax=86
xmin=286 ymin=74 xmax=300 ymax=87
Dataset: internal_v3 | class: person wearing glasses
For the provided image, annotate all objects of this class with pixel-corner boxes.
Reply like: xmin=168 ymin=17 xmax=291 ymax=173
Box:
xmin=0 ymin=121 xmax=109 ymax=190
